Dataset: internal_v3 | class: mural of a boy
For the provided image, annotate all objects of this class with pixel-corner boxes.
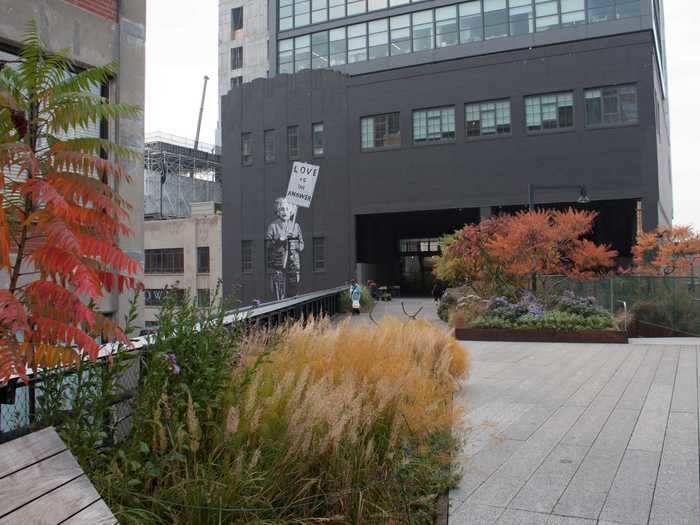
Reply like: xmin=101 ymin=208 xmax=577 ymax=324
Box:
xmin=266 ymin=197 xmax=304 ymax=300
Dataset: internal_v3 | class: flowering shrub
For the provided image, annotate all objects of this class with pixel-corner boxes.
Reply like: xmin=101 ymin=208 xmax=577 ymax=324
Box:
xmin=473 ymin=292 xmax=615 ymax=331
xmin=556 ymin=290 xmax=606 ymax=318
xmin=486 ymin=293 xmax=544 ymax=321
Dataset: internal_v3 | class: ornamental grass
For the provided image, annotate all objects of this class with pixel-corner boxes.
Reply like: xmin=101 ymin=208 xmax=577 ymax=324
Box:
xmin=94 ymin=301 xmax=468 ymax=524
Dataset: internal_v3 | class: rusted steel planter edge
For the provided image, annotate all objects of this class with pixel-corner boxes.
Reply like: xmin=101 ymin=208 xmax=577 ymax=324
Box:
xmin=454 ymin=327 xmax=628 ymax=344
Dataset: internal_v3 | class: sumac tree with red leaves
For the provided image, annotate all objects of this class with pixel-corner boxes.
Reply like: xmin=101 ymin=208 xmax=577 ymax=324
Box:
xmin=633 ymin=225 xmax=700 ymax=277
xmin=435 ymin=208 xmax=617 ymax=299
xmin=0 ymin=25 xmax=141 ymax=386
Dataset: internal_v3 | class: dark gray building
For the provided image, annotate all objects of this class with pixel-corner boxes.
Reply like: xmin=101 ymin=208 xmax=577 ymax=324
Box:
xmin=222 ymin=0 xmax=671 ymax=301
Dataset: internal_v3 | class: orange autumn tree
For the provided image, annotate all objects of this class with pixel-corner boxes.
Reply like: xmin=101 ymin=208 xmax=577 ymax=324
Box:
xmin=633 ymin=225 xmax=700 ymax=276
xmin=486 ymin=208 xmax=618 ymax=297
xmin=434 ymin=216 xmax=525 ymax=296
xmin=0 ymin=25 xmax=141 ymax=384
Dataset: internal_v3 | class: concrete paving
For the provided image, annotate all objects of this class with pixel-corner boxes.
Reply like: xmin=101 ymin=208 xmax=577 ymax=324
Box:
xmin=348 ymin=298 xmax=700 ymax=525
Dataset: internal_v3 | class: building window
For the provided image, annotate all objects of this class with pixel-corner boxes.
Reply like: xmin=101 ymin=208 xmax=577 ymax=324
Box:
xmin=466 ymin=99 xmax=511 ymax=137
xmin=329 ymin=0 xmax=345 ymax=20
xmin=484 ymin=0 xmax=508 ymax=40
xmin=390 ymin=15 xmax=411 ymax=56
xmin=347 ymin=23 xmax=367 ymax=63
xmin=509 ymin=0 xmax=533 ymax=36
xmin=197 ymin=289 xmax=211 ymax=307
xmin=313 ymin=237 xmax=325 ymax=272
xmin=231 ymin=46 xmax=243 ymax=70
xmin=413 ymin=107 xmax=455 ymax=144
xmin=312 ymin=31 xmax=329 ymax=69
xmin=312 ymin=122 xmax=324 ymax=156
xmin=525 ymin=92 xmax=574 ymax=132
xmin=412 ymin=10 xmax=435 ymax=52
xmin=145 ymin=288 xmax=185 ymax=307
xmin=361 ymin=112 xmax=400 ymax=150
xmin=145 ymin=248 xmax=184 ymax=274
xmin=436 ymin=6 xmax=458 ymax=48
xmin=242 ymin=240 xmax=253 ymax=273
xmin=278 ymin=39 xmax=294 ymax=74
xmin=347 ymin=0 xmax=367 ymax=16
xmin=230 ymin=76 xmax=243 ymax=89
xmin=585 ymin=84 xmax=638 ymax=127
xmin=561 ymin=0 xmax=585 ymax=26
xmin=588 ymin=0 xmax=641 ymax=24
xmin=197 ymin=246 xmax=210 ymax=273
xmin=231 ymin=7 xmax=243 ymax=37
xmin=280 ymin=0 xmax=293 ymax=30
xmin=294 ymin=34 xmax=311 ymax=72
xmin=287 ymin=126 xmax=300 ymax=159
xmin=459 ymin=1 xmax=483 ymax=43
xmin=329 ymin=28 xmax=347 ymax=66
xmin=535 ymin=0 xmax=560 ymax=32
xmin=312 ymin=0 xmax=328 ymax=23
xmin=264 ymin=130 xmax=276 ymax=163
xmin=241 ymin=133 xmax=253 ymax=165
xmin=368 ymin=19 xmax=389 ymax=60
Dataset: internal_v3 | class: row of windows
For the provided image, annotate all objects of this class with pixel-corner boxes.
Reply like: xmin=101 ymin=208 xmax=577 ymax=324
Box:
xmin=241 ymin=238 xmax=326 ymax=273
xmin=361 ymin=84 xmax=637 ymax=148
xmin=144 ymin=247 xmax=210 ymax=274
xmin=242 ymin=123 xmax=325 ymax=165
xmin=278 ymin=0 xmax=640 ymax=73
xmin=240 ymin=85 xmax=637 ymax=160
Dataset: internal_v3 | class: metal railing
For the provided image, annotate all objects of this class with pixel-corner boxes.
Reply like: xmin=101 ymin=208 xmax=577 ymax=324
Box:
xmin=0 ymin=286 xmax=347 ymax=444
xmin=539 ymin=275 xmax=700 ymax=336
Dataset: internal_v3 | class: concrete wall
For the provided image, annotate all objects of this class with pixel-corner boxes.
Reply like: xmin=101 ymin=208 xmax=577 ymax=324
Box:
xmin=143 ymin=205 xmax=223 ymax=325
xmin=0 ymin=0 xmax=146 ymax=327
xmin=222 ymin=31 xmax=670 ymax=302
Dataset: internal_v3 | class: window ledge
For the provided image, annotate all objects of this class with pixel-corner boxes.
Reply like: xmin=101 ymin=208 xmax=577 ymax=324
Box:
xmin=465 ymin=133 xmax=513 ymax=143
xmin=585 ymin=121 xmax=640 ymax=131
xmin=413 ymin=139 xmax=456 ymax=147
xmin=361 ymin=145 xmax=402 ymax=153
xmin=525 ymin=127 xmax=576 ymax=137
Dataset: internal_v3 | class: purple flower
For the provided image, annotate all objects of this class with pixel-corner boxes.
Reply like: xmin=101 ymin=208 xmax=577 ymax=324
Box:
xmin=164 ymin=353 xmax=180 ymax=375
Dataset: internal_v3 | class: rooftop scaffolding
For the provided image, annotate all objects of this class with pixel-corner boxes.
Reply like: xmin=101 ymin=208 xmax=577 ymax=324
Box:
xmin=144 ymin=132 xmax=222 ymax=219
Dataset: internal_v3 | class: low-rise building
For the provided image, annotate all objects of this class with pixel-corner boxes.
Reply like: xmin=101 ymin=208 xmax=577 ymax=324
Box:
xmin=143 ymin=202 xmax=223 ymax=327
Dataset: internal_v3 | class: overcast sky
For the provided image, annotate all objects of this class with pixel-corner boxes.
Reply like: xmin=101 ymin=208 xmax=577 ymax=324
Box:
xmin=145 ymin=0 xmax=699 ymax=228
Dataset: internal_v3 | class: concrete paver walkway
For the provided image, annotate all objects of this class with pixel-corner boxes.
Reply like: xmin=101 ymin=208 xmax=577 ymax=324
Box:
xmin=451 ymin=340 xmax=700 ymax=525
xmin=347 ymin=298 xmax=700 ymax=524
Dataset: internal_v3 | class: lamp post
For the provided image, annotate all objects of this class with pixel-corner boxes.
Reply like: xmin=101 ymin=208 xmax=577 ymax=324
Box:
xmin=528 ymin=184 xmax=590 ymax=210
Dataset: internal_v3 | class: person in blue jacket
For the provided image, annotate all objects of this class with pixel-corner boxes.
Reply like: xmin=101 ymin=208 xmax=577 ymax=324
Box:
xmin=350 ymin=279 xmax=362 ymax=315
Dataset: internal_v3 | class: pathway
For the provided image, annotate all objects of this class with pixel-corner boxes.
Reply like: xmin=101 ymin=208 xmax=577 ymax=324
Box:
xmin=349 ymin=299 xmax=700 ymax=524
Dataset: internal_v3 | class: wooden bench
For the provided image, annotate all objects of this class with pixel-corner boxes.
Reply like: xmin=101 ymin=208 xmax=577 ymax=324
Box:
xmin=0 ymin=427 xmax=116 ymax=524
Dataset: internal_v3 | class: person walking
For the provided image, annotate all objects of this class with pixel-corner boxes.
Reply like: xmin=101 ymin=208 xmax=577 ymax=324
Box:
xmin=350 ymin=279 xmax=362 ymax=315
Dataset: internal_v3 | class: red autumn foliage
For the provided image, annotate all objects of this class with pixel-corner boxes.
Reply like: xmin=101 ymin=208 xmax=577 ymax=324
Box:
xmin=1 ymin=28 xmax=142 ymax=384
xmin=487 ymin=208 xmax=618 ymax=283
xmin=633 ymin=225 xmax=700 ymax=277
xmin=434 ymin=208 xmax=618 ymax=297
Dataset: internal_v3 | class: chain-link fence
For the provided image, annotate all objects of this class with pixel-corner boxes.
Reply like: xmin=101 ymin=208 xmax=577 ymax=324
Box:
xmin=540 ymin=275 xmax=700 ymax=336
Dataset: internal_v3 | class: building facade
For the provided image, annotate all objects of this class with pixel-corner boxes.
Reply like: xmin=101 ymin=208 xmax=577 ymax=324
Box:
xmin=143 ymin=202 xmax=223 ymax=327
xmin=221 ymin=0 xmax=671 ymax=301
xmin=0 ymin=0 xmax=146 ymax=325
xmin=217 ymin=0 xmax=271 ymax=145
